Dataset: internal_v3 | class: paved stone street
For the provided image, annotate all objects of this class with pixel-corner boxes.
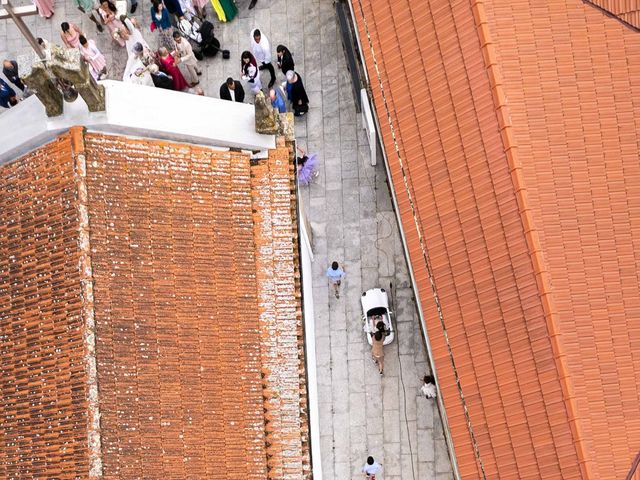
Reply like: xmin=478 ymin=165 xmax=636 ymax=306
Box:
xmin=1 ymin=0 xmax=454 ymax=478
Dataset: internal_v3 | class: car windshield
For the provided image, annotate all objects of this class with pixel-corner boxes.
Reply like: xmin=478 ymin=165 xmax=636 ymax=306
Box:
xmin=367 ymin=307 xmax=386 ymax=317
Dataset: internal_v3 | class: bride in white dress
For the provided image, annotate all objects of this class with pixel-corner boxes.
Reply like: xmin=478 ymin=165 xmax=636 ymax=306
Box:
xmin=121 ymin=16 xmax=154 ymax=85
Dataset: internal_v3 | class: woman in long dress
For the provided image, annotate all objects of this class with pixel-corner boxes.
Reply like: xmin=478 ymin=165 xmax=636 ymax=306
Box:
xmin=60 ymin=22 xmax=83 ymax=48
xmin=33 ymin=0 xmax=54 ymax=19
xmin=158 ymin=47 xmax=189 ymax=91
xmin=121 ymin=15 xmax=150 ymax=51
xmin=285 ymin=70 xmax=309 ymax=116
xmin=122 ymin=16 xmax=151 ymax=82
xmin=79 ymin=35 xmax=107 ymax=80
xmin=241 ymin=50 xmax=261 ymax=94
xmin=75 ymin=0 xmax=104 ymax=32
xmin=98 ymin=0 xmax=126 ymax=46
xmin=36 ymin=37 xmax=52 ymax=61
xmin=123 ymin=42 xmax=155 ymax=86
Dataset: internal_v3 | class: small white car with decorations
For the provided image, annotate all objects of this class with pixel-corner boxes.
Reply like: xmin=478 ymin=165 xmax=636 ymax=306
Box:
xmin=361 ymin=287 xmax=394 ymax=345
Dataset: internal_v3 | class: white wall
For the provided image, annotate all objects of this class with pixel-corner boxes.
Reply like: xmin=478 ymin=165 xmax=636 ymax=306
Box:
xmin=299 ymin=209 xmax=323 ymax=480
xmin=0 ymin=80 xmax=275 ymax=164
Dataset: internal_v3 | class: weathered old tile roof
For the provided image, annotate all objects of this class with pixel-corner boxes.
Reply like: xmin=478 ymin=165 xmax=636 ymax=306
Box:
xmin=352 ymin=0 xmax=640 ymax=478
xmin=0 ymin=135 xmax=89 ymax=479
xmin=0 ymin=129 xmax=309 ymax=479
xmin=251 ymin=139 xmax=310 ymax=479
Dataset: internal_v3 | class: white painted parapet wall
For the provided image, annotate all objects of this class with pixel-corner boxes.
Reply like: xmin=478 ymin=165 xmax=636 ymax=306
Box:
xmin=299 ymin=208 xmax=323 ymax=480
xmin=0 ymin=80 xmax=275 ymax=164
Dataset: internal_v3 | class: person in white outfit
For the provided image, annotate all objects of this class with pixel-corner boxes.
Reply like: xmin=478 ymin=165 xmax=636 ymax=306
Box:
xmin=362 ymin=456 xmax=382 ymax=479
xmin=241 ymin=50 xmax=262 ymax=94
xmin=123 ymin=42 xmax=155 ymax=86
xmin=122 ymin=15 xmax=150 ymax=52
xmin=250 ymin=28 xmax=275 ymax=88
xmin=421 ymin=375 xmax=437 ymax=399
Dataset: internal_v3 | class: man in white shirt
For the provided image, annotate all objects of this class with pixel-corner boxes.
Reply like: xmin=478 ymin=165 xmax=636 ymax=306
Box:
xmin=250 ymin=28 xmax=276 ymax=88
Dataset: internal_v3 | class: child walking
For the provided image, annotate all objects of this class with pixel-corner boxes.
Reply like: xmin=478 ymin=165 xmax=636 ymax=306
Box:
xmin=326 ymin=261 xmax=345 ymax=299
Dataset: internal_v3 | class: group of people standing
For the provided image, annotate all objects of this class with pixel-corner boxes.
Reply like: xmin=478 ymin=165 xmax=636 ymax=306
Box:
xmin=30 ymin=0 xmax=241 ymax=22
xmin=237 ymin=29 xmax=309 ymax=116
xmin=4 ymin=1 xmax=311 ymax=121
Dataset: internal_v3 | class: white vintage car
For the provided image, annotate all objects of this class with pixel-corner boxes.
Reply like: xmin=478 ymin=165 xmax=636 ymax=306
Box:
xmin=361 ymin=287 xmax=395 ymax=346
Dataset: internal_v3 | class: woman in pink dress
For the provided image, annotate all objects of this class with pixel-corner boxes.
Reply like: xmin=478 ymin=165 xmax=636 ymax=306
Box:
xmin=33 ymin=0 xmax=54 ymax=18
xmin=79 ymin=35 xmax=107 ymax=80
xmin=98 ymin=0 xmax=126 ymax=47
xmin=157 ymin=47 xmax=188 ymax=91
xmin=60 ymin=22 xmax=83 ymax=48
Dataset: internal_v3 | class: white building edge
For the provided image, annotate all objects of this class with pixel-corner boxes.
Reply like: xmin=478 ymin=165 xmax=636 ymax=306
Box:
xmin=0 ymin=80 xmax=275 ymax=164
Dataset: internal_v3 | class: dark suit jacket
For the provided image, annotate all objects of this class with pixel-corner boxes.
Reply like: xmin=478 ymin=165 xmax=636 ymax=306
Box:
xmin=219 ymin=81 xmax=245 ymax=103
xmin=2 ymin=60 xmax=25 ymax=91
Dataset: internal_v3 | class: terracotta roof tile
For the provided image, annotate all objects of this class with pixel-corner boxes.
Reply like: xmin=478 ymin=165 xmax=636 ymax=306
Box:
xmin=350 ymin=0 xmax=640 ymax=477
xmin=585 ymin=0 xmax=640 ymax=29
xmin=483 ymin=0 xmax=640 ymax=477
xmin=0 ymin=131 xmax=309 ymax=479
xmin=0 ymin=134 xmax=89 ymax=479
xmin=81 ymin=133 xmax=268 ymax=478
xmin=250 ymin=143 xmax=310 ymax=479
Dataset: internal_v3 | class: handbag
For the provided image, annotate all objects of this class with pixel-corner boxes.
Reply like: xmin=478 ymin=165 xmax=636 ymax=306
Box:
xmin=150 ymin=21 xmax=156 ymax=32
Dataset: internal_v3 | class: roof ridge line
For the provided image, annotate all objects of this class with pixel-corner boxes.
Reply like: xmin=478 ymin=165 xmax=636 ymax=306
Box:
xmin=470 ymin=2 xmax=592 ymax=478
xmin=69 ymin=125 xmax=104 ymax=479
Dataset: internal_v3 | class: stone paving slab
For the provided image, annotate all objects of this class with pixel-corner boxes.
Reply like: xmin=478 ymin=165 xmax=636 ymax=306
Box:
xmin=1 ymin=1 xmax=455 ymax=479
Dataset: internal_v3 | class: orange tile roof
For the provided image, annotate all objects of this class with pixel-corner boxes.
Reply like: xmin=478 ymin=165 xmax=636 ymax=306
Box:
xmin=485 ymin=1 xmax=640 ymax=477
xmin=585 ymin=0 xmax=640 ymax=29
xmin=251 ymin=141 xmax=310 ymax=479
xmin=0 ymin=134 xmax=90 ymax=479
xmin=0 ymin=129 xmax=309 ymax=479
xmin=352 ymin=0 xmax=640 ymax=478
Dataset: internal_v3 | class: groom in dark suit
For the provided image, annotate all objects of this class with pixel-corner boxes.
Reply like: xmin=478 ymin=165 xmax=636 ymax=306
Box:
xmin=219 ymin=77 xmax=245 ymax=103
